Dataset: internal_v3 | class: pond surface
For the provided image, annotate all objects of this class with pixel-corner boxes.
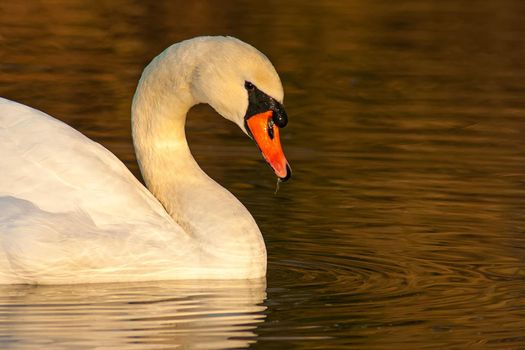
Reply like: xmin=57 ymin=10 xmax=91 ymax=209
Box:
xmin=2 ymin=0 xmax=525 ymax=349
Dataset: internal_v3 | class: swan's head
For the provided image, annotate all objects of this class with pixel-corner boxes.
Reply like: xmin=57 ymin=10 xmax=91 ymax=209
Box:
xmin=190 ymin=36 xmax=291 ymax=182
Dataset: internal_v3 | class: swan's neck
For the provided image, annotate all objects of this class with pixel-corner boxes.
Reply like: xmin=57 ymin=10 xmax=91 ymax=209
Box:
xmin=131 ymin=47 xmax=266 ymax=267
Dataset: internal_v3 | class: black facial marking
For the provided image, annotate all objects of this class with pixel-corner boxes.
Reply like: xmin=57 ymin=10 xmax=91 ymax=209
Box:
xmin=267 ymin=119 xmax=274 ymax=140
xmin=244 ymin=81 xmax=288 ymax=128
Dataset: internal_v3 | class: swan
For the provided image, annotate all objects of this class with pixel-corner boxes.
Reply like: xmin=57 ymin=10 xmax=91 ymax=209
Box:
xmin=0 ymin=36 xmax=291 ymax=284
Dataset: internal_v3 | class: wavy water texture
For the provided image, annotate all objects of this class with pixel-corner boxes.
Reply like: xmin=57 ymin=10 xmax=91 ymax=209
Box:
xmin=0 ymin=280 xmax=267 ymax=349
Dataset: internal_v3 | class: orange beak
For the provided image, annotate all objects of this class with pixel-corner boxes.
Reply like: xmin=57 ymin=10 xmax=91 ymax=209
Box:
xmin=246 ymin=111 xmax=291 ymax=181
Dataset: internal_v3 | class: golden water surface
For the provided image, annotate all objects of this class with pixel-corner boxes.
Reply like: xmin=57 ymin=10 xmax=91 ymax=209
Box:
xmin=1 ymin=1 xmax=525 ymax=349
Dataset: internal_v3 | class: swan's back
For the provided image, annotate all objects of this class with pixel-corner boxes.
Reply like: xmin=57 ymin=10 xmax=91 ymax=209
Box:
xmin=0 ymin=98 xmax=186 ymax=284
xmin=0 ymin=98 xmax=170 ymax=223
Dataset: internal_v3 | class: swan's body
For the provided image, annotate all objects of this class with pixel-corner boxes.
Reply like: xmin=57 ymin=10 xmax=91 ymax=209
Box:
xmin=0 ymin=36 xmax=289 ymax=284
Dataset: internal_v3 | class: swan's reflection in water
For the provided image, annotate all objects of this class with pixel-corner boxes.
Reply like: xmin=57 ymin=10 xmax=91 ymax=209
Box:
xmin=0 ymin=279 xmax=266 ymax=349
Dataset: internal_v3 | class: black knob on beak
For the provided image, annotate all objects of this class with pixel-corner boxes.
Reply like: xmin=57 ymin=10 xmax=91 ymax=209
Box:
xmin=272 ymin=105 xmax=288 ymax=128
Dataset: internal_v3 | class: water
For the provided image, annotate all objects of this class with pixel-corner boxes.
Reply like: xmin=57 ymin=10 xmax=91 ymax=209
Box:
xmin=1 ymin=0 xmax=525 ymax=348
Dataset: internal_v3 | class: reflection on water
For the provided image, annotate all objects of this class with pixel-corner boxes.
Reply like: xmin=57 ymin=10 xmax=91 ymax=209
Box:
xmin=2 ymin=0 xmax=525 ymax=349
xmin=0 ymin=280 xmax=266 ymax=349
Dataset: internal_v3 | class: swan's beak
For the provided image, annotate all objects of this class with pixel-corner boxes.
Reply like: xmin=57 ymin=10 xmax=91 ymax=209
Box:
xmin=246 ymin=110 xmax=291 ymax=181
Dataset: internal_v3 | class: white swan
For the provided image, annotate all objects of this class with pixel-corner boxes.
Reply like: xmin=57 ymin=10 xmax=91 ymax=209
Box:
xmin=0 ymin=36 xmax=291 ymax=284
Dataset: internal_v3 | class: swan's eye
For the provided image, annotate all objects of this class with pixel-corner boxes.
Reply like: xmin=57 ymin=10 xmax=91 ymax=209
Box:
xmin=244 ymin=81 xmax=255 ymax=91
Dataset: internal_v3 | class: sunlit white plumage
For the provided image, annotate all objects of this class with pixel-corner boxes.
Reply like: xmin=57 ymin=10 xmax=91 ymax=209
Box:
xmin=0 ymin=36 xmax=285 ymax=284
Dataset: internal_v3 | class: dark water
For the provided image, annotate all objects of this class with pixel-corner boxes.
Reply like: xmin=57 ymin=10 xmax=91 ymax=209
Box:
xmin=2 ymin=1 xmax=525 ymax=349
